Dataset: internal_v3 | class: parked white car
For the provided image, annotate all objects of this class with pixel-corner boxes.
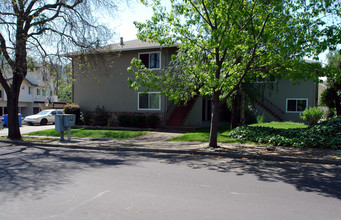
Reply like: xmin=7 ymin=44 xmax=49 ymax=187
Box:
xmin=24 ymin=109 xmax=64 ymax=125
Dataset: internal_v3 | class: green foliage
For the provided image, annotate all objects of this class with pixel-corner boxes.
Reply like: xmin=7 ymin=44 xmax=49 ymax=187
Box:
xmin=80 ymin=111 xmax=93 ymax=126
xmin=117 ymin=114 xmax=146 ymax=128
xmin=229 ymin=117 xmax=341 ymax=149
xmin=146 ymin=114 xmax=160 ymax=128
xmin=93 ymin=106 xmax=109 ymax=126
xmin=64 ymin=103 xmax=81 ymax=125
xmin=128 ymin=0 xmax=334 ymax=147
xmin=117 ymin=114 xmax=160 ymax=128
xmin=256 ymin=114 xmax=265 ymax=124
xmin=300 ymin=107 xmax=325 ymax=125
xmin=117 ymin=114 xmax=133 ymax=127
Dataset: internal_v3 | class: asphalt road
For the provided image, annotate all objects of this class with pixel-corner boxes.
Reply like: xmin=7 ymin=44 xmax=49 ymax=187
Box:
xmin=0 ymin=142 xmax=340 ymax=220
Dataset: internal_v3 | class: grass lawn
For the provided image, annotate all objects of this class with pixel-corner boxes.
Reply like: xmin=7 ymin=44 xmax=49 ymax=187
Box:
xmin=249 ymin=121 xmax=308 ymax=129
xmin=169 ymin=124 xmax=252 ymax=143
xmin=170 ymin=122 xmax=307 ymax=143
xmin=26 ymin=128 xmax=150 ymax=139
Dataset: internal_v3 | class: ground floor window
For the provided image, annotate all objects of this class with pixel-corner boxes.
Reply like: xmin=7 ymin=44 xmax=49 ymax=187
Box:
xmin=138 ymin=92 xmax=161 ymax=110
xmin=286 ymin=98 xmax=308 ymax=113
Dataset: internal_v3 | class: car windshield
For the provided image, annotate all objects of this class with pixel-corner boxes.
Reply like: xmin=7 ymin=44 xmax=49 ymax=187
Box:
xmin=37 ymin=110 xmax=51 ymax=115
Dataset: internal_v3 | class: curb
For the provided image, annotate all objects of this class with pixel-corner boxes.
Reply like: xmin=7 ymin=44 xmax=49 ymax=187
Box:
xmin=1 ymin=140 xmax=340 ymax=165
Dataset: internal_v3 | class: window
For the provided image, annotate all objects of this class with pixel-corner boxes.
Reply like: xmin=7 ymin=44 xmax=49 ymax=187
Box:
xmin=138 ymin=52 xmax=161 ymax=69
xmin=42 ymin=89 xmax=46 ymax=96
xmin=138 ymin=92 xmax=161 ymax=110
xmin=28 ymin=87 xmax=32 ymax=94
xmin=37 ymin=88 xmax=40 ymax=95
xmin=0 ymin=90 xmax=2 ymax=98
xmin=286 ymin=98 xmax=308 ymax=113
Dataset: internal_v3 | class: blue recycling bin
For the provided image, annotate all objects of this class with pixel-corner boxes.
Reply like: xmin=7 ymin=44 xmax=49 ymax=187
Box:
xmin=2 ymin=114 xmax=8 ymax=127
xmin=2 ymin=114 xmax=23 ymax=127
xmin=18 ymin=113 xmax=23 ymax=127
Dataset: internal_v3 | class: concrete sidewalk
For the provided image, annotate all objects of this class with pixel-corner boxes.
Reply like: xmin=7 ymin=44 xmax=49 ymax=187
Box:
xmin=0 ymin=125 xmax=55 ymax=137
xmin=5 ymin=130 xmax=339 ymax=165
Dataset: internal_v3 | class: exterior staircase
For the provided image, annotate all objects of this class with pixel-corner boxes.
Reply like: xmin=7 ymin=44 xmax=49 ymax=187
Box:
xmin=255 ymin=98 xmax=284 ymax=122
xmin=166 ymin=96 xmax=198 ymax=127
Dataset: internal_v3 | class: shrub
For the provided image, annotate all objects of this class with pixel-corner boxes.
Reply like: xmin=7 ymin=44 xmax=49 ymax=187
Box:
xmin=94 ymin=105 xmax=109 ymax=126
xmin=80 ymin=111 xmax=93 ymax=125
xmin=64 ymin=103 xmax=81 ymax=125
xmin=118 ymin=114 xmax=132 ymax=127
xmin=147 ymin=114 xmax=160 ymax=128
xmin=229 ymin=117 xmax=341 ymax=149
xmin=300 ymin=107 xmax=325 ymax=125
xmin=131 ymin=115 xmax=146 ymax=128
xmin=256 ymin=114 xmax=265 ymax=124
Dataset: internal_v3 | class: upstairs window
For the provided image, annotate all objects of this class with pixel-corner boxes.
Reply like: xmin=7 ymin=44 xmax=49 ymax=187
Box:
xmin=138 ymin=52 xmax=161 ymax=70
xmin=138 ymin=92 xmax=161 ymax=110
xmin=37 ymin=88 xmax=41 ymax=96
xmin=286 ymin=98 xmax=308 ymax=113
xmin=28 ymin=87 xmax=32 ymax=94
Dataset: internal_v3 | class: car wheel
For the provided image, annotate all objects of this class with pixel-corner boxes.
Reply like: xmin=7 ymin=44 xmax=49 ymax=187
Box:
xmin=40 ymin=118 xmax=48 ymax=125
xmin=28 ymin=122 xmax=33 ymax=126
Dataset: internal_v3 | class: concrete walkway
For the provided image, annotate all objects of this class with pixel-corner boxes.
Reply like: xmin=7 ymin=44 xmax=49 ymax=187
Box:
xmin=0 ymin=125 xmax=55 ymax=137
xmin=1 ymin=125 xmax=340 ymax=165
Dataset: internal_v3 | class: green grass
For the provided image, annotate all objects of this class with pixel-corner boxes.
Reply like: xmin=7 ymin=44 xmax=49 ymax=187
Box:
xmin=26 ymin=128 xmax=150 ymax=139
xmin=249 ymin=121 xmax=308 ymax=129
xmin=170 ymin=122 xmax=307 ymax=143
xmin=170 ymin=124 xmax=252 ymax=143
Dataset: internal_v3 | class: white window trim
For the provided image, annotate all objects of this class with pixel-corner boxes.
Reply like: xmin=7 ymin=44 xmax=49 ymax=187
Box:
xmin=138 ymin=51 xmax=162 ymax=70
xmin=138 ymin=92 xmax=161 ymax=111
xmin=286 ymin=98 xmax=308 ymax=113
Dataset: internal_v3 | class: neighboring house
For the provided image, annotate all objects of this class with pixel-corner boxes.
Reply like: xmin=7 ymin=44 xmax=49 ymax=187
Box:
xmin=0 ymin=64 xmax=61 ymax=117
xmin=69 ymin=39 xmax=319 ymax=127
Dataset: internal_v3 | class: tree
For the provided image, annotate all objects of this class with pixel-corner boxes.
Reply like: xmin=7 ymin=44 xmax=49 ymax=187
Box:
xmin=321 ymin=50 xmax=341 ymax=116
xmin=0 ymin=0 xmax=119 ymax=139
xmin=129 ymin=0 xmax=331 ymax=148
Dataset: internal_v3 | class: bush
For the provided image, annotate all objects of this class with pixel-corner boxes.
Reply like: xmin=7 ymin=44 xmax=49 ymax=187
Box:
xmin=256 ymin=114 xmax=265 ymax=124
xmin=300 ymin=107 xmax=325 ymax=125
xmin=229 ymin=117 xmax=341 ymax=149
xmin=64 ymin=103 xmax=81 ymax=125
xmin=131 ymin=115 xmax=146 ymax=128
xmin=118 ymin=114 xmax=132 ymax=127
xmin=80 ymin=111 xmax=93 ymax=125
xmin=147 ymin=114 xmax=160 ymax=128
xmin=93 ymin=106 xmax=109 ymax=126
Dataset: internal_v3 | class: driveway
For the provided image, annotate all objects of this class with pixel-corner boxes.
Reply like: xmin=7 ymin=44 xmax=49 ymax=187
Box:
xmin=0 ymin=124 xmax=55 ymax=137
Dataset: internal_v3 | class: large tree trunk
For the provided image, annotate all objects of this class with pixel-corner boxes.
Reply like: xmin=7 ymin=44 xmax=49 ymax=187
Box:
xmin=7 ymin=90 xmax=21 ymax=140
xmin=209 ymin=92 xmax=221 ymax=148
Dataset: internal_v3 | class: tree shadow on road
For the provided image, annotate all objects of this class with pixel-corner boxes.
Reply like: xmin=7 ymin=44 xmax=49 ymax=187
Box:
xmin=1 ymin=144 xmax=340 ymax=201
xmin=137 ymin=152 xmax=341 ymax=200
xmin=0 ymin=144 xmax=130 ymax=201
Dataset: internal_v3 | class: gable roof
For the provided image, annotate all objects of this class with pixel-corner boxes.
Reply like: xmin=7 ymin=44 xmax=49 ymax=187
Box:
xmin=66 ymin=39 xmax=177 ymax=57
xmin=24 ymin=78 xmax=39 ymax=87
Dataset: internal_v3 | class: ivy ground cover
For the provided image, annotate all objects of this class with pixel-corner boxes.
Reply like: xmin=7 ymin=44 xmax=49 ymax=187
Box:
xmin=229 ymin=117 xmax=341 ymax=149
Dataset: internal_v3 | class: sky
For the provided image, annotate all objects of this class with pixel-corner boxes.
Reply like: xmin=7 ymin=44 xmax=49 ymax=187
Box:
xmin=111 ymin=1 xmax=336 ymax=65
xmin=109 ymin=2 xmax=154 ymax=43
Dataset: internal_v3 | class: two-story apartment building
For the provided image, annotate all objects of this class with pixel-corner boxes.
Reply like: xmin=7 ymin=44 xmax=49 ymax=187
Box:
xmin=68 ymin=39 xmax=320 ymax=127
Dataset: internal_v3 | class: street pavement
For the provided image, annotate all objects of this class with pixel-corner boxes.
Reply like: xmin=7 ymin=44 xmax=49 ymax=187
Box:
xmin=0 ymin=143 xmax=340 ymax=220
